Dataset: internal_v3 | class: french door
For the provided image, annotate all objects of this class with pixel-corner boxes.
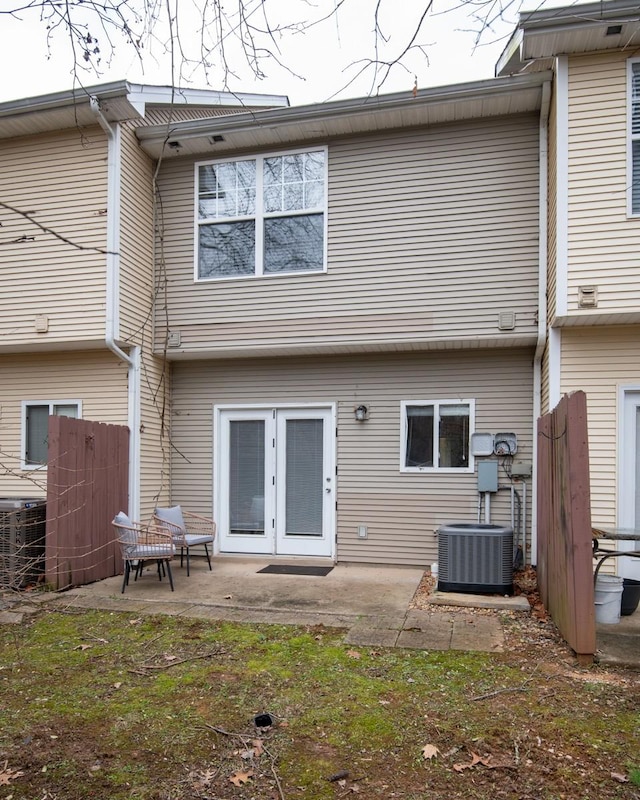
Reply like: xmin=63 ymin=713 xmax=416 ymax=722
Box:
xmin=619 ymin=390 xmax=640 ymax=580
xmin=216 ymin=406 xmax=335 ymax=557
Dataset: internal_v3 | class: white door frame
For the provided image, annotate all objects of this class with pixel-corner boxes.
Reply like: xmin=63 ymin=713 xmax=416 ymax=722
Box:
xmin=617 ymin=387 xmax=640 ymax=579
xmin=214 ymin=403 xmax=336 ymax=559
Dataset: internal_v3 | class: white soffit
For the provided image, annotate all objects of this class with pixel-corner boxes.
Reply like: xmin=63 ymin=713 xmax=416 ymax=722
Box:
xmin=136 ymin=72 xmax=552 ymax=159
xmin=497 ymin=0 xmax=640 ymax=76
xmin=0 ymin=82 xmax=289 ymax=140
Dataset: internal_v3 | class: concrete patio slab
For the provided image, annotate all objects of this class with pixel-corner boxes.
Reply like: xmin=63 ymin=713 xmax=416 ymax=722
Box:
xmin=2 ymin=555 xmax=637 ymax=665
xmin=427 ymin=591 xmax=530 ymax=612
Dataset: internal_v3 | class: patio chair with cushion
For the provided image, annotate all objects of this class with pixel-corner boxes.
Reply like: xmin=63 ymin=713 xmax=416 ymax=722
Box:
xmin=153 ymin=506 xmax=216 ymax=576
xmin=112 ymin=512 xmax=175 ymax=593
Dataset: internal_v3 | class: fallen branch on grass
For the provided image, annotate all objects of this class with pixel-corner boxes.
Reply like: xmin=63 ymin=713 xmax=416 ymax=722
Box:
xmin=472 ymin=662 xmax=541 ymax=701
xmin=128 ymin=648 xmax=225 ymax=675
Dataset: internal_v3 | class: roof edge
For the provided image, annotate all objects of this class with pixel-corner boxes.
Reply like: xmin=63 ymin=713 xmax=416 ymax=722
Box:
xmin=137 ymin=70 xmax=553 ymax=144
xmin=0 ymin=81 xmax=289 ymax=121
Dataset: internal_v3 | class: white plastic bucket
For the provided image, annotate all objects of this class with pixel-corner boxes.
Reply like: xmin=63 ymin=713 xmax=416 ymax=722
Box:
xmin=594 ymin=575 xmax=624 ymax=625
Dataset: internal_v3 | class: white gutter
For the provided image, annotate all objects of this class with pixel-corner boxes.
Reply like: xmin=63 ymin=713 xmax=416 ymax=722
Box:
xmin=91 ymin=96 xmax=141 ymax=521
xmin=531 ymin=79 xmax=552 ymax=567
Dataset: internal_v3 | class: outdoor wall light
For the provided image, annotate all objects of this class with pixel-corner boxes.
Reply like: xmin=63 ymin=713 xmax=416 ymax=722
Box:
xmin=354 ymin=405 xmax=368 ymax=422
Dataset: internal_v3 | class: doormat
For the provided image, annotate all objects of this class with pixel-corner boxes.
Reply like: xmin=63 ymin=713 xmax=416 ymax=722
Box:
xmin=257 ymin=565 xmax=334 ymax=576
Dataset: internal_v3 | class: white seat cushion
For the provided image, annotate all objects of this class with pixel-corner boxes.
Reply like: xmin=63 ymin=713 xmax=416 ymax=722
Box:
xmin=183 ymin=534 xmax=214 ymax=546
xmin=133 ymin=544 xmax=174 ymax=559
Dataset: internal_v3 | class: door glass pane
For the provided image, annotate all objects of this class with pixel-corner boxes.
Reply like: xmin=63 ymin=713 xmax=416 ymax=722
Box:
xmin=285 ymin=419 xmax=323 ymax=536
xmin=229 ymin=420 xmax=265 ymax=535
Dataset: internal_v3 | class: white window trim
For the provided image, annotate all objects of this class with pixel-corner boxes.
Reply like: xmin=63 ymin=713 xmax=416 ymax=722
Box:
xmin=194 ymin=146 xmax=328 ymax=282
xmin=627 ymin=57 xmax=640 ymax=218
xmin=21 ymin=400 xmax=82 ymax=470
xmin=400 ymin=399 xmax=475 ymax=474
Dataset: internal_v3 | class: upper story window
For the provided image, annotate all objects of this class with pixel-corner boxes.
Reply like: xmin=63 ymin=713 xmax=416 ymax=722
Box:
xmin=22 ymin=401 xmax=80 ymax=468
xmin=629 ymin=60 xmax=640 ymax=215
xmin=196 ymin=148 xmax=327 ymax=280
xmin=400 ymin=400 xmax=474 ymax=473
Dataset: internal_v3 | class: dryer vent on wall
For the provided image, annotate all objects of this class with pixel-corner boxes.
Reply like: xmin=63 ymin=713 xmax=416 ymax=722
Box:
xmin=437 ymin=523 xmax=513 ymax=595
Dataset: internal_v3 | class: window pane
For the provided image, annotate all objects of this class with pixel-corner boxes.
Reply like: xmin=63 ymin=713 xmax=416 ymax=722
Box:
xmin=198 ymin=161 xmax=255 ymax=219
xmin=439 ymin=405 xmax=470 ymax=468
xmin=263 ymin=152 xmax=324 ymax=214
xmin=304 ymin=180 xmax=324 ymax=208
xmin=53 ymin=404 xmax=78 ymax=418
xmin=264 ymin=214 xmax=324 ymax=273
xmin=26 ymin=406 xmax=49 ymax=465
xmin=406 ymin=406 xmax=434 ymax=467
xmin=305 ymin=151 xmax=324 ymax=181
xmin=632 ymin=63 xmax=640 ymax=136
xmin=199 ymin=221 xmax=255 ymax=277
xmin=633 ymin=141 xmax=640 ymax=214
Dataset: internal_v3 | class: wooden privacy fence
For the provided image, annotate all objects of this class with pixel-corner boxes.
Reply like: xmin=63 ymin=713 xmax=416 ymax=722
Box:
xmin=45 ymin=417 xmax=129 ymax=590
xmin=537 ymin=391 xmax=595 ymax=662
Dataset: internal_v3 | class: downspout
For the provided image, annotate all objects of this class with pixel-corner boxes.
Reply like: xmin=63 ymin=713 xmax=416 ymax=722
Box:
xmin=91 ymin=96 xmax=141 ymax=521
xmin=531 ymin=80 xmax=552 ymax=567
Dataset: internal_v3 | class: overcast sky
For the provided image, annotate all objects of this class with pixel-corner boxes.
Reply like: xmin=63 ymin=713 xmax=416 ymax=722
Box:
xmin=0 ymin=0 xmax=581 ymax=107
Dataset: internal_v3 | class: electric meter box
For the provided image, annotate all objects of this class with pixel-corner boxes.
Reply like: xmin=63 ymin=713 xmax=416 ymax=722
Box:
xmin=477 ymin=460 xmax=499 ymax=493
xmin=493 ymin=432 xmax=517 ymax=456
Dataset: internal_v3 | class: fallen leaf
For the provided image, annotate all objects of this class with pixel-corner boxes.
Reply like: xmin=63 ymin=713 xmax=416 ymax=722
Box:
xmin=252 ymin=739 xmax=264 ymax=756
xmin=346 ymin=650 xmax=361 ymax=659
xmin=453 ymin=752 xmax=483 ymax=772
xmin=163 ymin=654 xmax=177 ymax=662
xmin=378 ymin=700 xmax=390 ymax=706
xmin=73 ymin=644 xmax=91 ymax=651
xmin=611 ymin=772 xmax=629 ymax=783
xmin=0 ymin=762 xmax=25 ymax=786
xmin=229 ymin=769 xmax=253 ymax=786
xmin=224 ymin=594 xmax=233 ymax=599
xmin=422 ymin=744 xmax=440 ymax=760
xmin=113 ymin=682 xmax=122 ymax=689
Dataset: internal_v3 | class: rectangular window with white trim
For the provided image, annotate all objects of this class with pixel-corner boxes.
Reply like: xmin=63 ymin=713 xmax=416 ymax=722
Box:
xmin=629 ymin=59 xmax=640 ymax=215
xmin=195 ymin=148 xmax=326 ymax=279
xmin=400 ymin=400 xmax=474 ymax=472
xmin=22 ymin=401 xmax=80 ymax=468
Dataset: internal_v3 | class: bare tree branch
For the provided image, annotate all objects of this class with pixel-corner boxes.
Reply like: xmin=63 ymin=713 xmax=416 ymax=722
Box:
xmin=0 ymin=201 xmax=113 ymax=254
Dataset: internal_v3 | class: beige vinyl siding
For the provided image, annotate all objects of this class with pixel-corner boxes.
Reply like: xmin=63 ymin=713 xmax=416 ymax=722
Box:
xmin=118 ymin=124 xmax=155 ymax=342
xmin=0 ymin=351 xmax=128 ymax=499
xmin=117 ymin=123 xmax=170 ymax=517
xmin=170 ymin=349 xmax=534 ymax=565
xmin=155 ymin=114 xmax=540 ymax=355
xmin=560 ymin=326 xmax=640 ymax=529
xmin=138 ymin=352 xmax=170 ymax=519
xmin=0 ymin=128 xmax=108 ymax=347
xmin=566 ymin=53 xmax=640 ymax=314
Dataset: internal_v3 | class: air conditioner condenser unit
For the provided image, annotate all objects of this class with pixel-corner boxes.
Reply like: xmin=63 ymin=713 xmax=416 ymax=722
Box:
xmin=437 ymin=523 xmax=513 ymax=595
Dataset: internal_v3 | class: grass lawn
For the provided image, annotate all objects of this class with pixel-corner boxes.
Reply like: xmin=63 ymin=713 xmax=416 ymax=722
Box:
xmin=0 ymin=604 xmax=638 ymax=799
